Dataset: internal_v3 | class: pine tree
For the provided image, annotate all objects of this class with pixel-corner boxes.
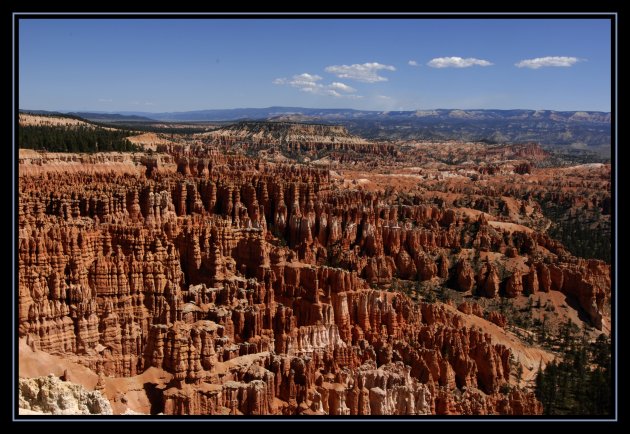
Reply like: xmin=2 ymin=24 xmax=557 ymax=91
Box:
xmin=535 ymin=329 xmax=611 ymax=416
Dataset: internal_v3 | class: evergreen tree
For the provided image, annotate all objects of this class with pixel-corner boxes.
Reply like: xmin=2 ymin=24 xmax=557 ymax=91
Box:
xmin=535 ymin=326 xmax=611 ymax=416
xmin=19 ymin=125 xmax=140 ymax=153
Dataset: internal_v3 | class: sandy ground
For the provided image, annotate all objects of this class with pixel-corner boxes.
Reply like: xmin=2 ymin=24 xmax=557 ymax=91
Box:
xmin=19 ymin=114 xmax=96 ymax=128
xmin=442 ymin=304 xmax=555 ymax=388
xmin=19 ymin=338 xmax=171 ymax=415
xmin=489 ymin=221 xmax=534 ymax=234
xmin=127 ymin=132 xmax=176 ymax=151
xmin=338 ymin=170 xmax=428 ymax=192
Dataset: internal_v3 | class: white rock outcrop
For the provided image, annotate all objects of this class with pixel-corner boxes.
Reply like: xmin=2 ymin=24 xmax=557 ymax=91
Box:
xmin=19 ymin=375 xmax=113 ymax=415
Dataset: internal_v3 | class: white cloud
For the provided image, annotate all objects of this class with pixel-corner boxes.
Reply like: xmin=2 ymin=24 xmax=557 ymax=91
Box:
xmin=273 ymin=73 xmax=323 ymax=90
xmin=408 ymin=60 xmax=418 ymax=67
xmin=427 ymin=57 xmax=493 ymax=68
xmin=273 ymin=73 xmax=359 ymax=98
xmin=329 ymin=82 xmax=357 ymax=93
xmin=98 ymin=98 xmax=113 ymax=103
xmin=515 ymin=56 xmax=582 ymax=69
xmin=325 ymin=62 xmax=396 ymax=83
xmin=291 ymin=73 xmax=323 ymax=84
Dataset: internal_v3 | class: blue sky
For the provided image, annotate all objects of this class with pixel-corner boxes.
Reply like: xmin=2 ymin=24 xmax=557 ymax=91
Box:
xmin=19 ymin=18 xmax=612 ymax=112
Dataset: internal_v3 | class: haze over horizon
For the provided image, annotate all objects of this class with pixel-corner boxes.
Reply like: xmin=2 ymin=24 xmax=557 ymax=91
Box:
xmin=19 ymin=106 xmax=613 ymax=116
xmin=19 ymin=18 xmax=612 ymax=113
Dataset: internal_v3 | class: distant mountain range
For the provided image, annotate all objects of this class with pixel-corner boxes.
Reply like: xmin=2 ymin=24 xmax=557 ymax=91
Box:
xmin=20 ymin=107 xmax=611 ymax=148
xmin=68 ymin=112 xmax=156 ymax=122
xmin=20 ymin=109 xmax=156 ymax=122
xmin=66 ymin=107 xmax=610 ymax=124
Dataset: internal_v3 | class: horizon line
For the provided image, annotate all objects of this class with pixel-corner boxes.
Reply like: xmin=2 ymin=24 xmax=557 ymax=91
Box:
xmin=18 ymin=106 xmax=612 ymax=114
